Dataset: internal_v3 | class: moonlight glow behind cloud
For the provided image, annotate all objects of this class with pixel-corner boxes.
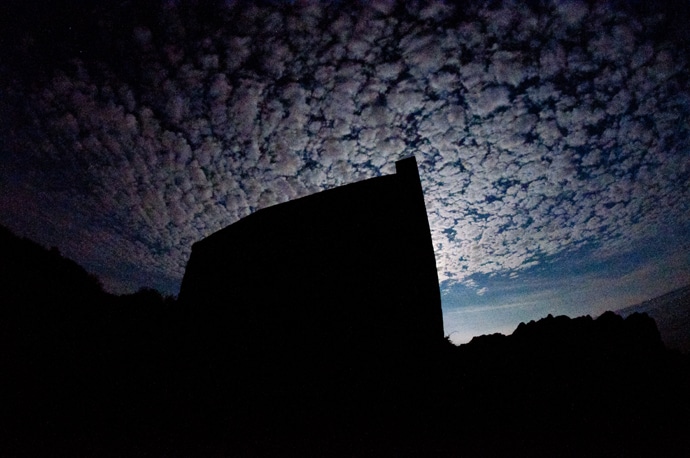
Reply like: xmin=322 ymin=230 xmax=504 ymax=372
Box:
xmin=1 ymin=1 xmax=689 ymax=341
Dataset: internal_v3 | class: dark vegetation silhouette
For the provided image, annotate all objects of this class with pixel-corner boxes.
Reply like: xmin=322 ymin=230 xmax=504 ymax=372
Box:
xmin=2 ymin=155 xmax=690 ymax=456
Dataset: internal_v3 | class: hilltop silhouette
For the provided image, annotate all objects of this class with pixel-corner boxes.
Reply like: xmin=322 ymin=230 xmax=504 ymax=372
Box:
xmin=1 ymin=155 xmax=689 ymax=456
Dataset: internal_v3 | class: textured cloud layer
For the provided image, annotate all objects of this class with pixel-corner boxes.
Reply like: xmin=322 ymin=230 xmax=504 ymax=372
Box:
xmin=1 ymin=1 xmax=688 ymax=294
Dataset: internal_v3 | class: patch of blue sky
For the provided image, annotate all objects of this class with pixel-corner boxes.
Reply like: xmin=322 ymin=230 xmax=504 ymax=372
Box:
xmin=441 ymin=237 xmax=690 ymax=344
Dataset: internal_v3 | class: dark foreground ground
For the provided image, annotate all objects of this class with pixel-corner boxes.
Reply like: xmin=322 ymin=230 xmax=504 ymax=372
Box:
xmin=2 ymin=226 xmax=689 ymax=457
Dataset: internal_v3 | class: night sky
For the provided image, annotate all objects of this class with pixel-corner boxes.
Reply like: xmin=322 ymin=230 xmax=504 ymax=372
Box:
xmin=1 ymin=0 xmax=689 ymax=343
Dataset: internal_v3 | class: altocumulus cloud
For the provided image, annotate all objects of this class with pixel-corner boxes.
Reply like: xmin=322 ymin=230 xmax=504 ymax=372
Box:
xmin=0 ymin=0 xmax=688 ymax=295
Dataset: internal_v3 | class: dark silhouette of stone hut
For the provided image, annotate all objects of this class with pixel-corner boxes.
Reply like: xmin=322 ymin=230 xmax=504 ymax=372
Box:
xmin=178 ymin=156 xmax=444 ymax=426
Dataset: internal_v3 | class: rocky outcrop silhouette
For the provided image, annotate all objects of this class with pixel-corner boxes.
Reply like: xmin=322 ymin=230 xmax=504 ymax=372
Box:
xmin=434 ymin=312 xmax=689 ymax=457
xmin=177 ymin=156 xmax=445 ymax=438
xmin=1 ymin=225 xmax=689 ymax=455
xmin=619 ymin=285 xmax=690 ymax=354
xmin=179 ymin=156 xmax=443 ymax=351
